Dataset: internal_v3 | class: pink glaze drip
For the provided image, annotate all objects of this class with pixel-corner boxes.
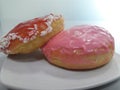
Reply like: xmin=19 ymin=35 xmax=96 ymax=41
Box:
xmin=42 ymin=25 xmax=114 ymax=57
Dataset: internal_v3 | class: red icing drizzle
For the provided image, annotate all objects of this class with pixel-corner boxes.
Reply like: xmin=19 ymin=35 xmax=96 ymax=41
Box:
xmin=8 ymin=18 xmax=47 ymax=39
xmin=0 ymin=14 xmax=62 ymax=53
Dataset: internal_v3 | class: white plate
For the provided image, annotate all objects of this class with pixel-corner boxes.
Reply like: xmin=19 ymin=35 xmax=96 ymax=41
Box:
xmin=0 ymin=52 xmax=120 ymax=90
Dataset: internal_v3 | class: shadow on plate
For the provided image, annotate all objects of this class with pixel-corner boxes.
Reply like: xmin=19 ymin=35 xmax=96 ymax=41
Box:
xmin=7 ymin=50 xmax=45 ymax=62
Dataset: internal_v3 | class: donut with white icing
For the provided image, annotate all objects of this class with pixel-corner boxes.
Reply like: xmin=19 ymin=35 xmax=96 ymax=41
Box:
xmin=42 ymin=25 xmax=114 ymax=70
xmin=0 ymin=14 xmax=64 ymax=54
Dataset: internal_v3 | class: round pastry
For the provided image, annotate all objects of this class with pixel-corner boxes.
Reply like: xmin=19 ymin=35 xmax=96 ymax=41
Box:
xmin=42 ymin=25 xmax=114 ymax=70
xmin=0 ymin=14 xmax=64 ymax=54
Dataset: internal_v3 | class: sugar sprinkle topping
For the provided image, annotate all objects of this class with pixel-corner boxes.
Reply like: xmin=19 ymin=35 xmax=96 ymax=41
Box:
xmin=40 ymin=14 xmax=61 ymax=36
xmin=0 ymin=14 xmax=62 ymax=52
xmin=0 ymin=33 xmax=23 ymax=51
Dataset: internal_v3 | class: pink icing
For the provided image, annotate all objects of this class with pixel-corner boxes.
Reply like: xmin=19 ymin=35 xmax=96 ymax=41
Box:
xmin=42 ymin=25 xmax=114 ymax=61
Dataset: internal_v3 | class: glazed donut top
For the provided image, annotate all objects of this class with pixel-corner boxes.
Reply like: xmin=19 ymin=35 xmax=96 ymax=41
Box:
xmin=43 ymin=25 xmax=114 ymax=55
xmin=0 ymin=14 xmax=62 ymax=52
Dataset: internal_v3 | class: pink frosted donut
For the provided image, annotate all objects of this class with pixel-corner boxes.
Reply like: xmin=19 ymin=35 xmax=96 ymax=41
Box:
xmin=42 ymin=25 xmax=114 ymax=70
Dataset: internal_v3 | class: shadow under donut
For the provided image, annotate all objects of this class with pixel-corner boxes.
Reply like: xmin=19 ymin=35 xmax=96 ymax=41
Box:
xmin=7 ymin=50 xmax=45 ymax=62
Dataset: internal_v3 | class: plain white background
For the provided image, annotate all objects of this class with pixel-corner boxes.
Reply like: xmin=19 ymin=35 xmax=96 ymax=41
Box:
xmin=0 ymin=0 xmax=103 ymax=21
xmin=0 ymin=0 xmax=120 ymax=54
xmin=0 ymin=0 xmax=102 ymax=36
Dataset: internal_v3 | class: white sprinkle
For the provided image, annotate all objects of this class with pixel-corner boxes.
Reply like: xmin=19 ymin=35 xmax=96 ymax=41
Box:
xmin=46 ymin=26 xmax=52 ymax=33
xmin=28 ymin=24 xmax=38 ymax=31
xmin=0 ymin=33 xmax=24 ymax=50
xmin=0 ymin=38 xmax=10 ymax=49
xmin=28 ymin=28 xmax=34 ymax=30
xmin=35 ymin=31 xmax=39 ymax=35
xmin=28 ymin=31 xmax=34 ymax=36
xmin=40 ymin=14 xmax=61 ymax=36
xmin=9 ymin=33 xmax=18 ymax=40
xmin=40 ymin=30 xmax=47 ymax=36
xmin=34 ymin=24 xmax=38 ymax=30
xmin=23 ymin=38 xmax=29 ymax=43
xmin=53 ymin=14 xmax=62 ymax=20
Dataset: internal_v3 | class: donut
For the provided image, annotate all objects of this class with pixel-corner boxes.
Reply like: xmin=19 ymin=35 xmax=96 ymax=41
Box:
xmin=42 ymin=25 xmax=114 ymax=70
xmin=0 ymin=14 xmax=64 ymax=54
